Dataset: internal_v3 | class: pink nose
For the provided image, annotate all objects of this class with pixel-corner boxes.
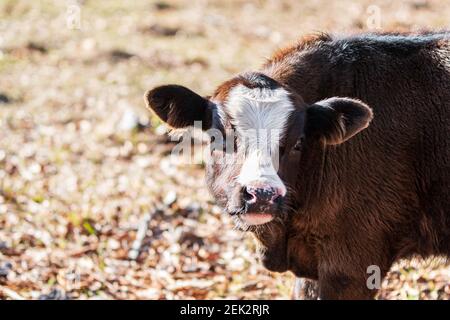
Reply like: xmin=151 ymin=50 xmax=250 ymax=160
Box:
xmin=243 ymin=185 xmax=283 ymax=204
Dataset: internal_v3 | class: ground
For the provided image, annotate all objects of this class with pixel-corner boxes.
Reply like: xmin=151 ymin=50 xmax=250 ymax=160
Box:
xmin=0 ymin=0 xmax=449 ymax=299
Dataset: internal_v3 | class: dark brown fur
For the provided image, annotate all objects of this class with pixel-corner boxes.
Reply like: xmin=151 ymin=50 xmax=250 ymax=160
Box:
xmin=258 ymin=32 xmax=450 ymax=299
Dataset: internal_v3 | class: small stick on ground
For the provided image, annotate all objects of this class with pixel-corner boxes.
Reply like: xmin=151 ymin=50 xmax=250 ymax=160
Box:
xmin=128 ymin=206 xmax=164 ymax=261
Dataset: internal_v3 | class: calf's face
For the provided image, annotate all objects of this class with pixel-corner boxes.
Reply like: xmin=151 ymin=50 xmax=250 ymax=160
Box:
xmin=145 ymin=73 xmax=372 ymax=228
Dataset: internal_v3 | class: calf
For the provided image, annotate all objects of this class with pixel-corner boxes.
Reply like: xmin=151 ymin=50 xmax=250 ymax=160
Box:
xmin=145 ymin=31 xmax=450 ymax=299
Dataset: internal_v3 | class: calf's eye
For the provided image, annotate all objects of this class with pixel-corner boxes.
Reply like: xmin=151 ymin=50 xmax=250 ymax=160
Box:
xmin=293 ymin=137 xmax=304 ymax=152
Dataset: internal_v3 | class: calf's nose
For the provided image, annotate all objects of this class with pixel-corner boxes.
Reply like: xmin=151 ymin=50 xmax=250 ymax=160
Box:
xmin=243 ymin=185 xmax=282 ymax=205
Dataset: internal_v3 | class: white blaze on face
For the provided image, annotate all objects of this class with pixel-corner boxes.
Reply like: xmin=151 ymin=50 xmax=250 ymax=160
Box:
xmin=226 ymin=84 xmax=294 ymax=195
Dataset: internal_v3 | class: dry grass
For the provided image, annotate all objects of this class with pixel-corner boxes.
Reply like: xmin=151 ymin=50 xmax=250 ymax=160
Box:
xmin=0 ymin=0 xmax=449 ymax=299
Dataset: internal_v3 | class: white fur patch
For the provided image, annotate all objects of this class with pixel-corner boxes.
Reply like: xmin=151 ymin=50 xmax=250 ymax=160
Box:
xmin=226 ymin=84 xmax=294 ymax=193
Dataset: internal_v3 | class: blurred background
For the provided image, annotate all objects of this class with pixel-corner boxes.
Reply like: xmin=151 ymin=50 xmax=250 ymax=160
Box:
xmin=0 ymin=0 xmax=449 ymax=299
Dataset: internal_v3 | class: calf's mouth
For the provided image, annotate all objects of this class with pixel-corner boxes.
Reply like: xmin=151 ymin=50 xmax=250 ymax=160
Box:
xmin=230 ymin=198 xmax=283 ymax=226
xmin=240 ymin=212 xmax=274 ymax=225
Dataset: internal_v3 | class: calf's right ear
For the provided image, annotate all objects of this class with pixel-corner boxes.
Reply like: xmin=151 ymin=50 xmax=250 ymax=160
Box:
xmin=145 ymin=85 xmax=212 ymax=130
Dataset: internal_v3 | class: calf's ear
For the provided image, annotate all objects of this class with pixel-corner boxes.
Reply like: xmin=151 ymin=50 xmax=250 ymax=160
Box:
xmin=145 ymin=85 xmax=212 ymax=130
xmin=305 ymin=97 xmax=373 ymax=145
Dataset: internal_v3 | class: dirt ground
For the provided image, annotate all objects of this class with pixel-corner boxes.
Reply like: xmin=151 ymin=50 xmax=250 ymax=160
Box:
xmin=0 ymin=0 xmax=449 ymax=299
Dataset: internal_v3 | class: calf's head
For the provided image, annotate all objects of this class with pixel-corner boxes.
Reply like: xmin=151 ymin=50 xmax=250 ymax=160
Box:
xmin=145 ymin=72 xmax=372 ymax=227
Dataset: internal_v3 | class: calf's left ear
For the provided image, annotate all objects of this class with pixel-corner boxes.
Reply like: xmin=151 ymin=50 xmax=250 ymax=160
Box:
xmin=145 ymin=85 xmax=212 ymax=130
xmin=305 ymin=97 xmax=373 ymax=145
